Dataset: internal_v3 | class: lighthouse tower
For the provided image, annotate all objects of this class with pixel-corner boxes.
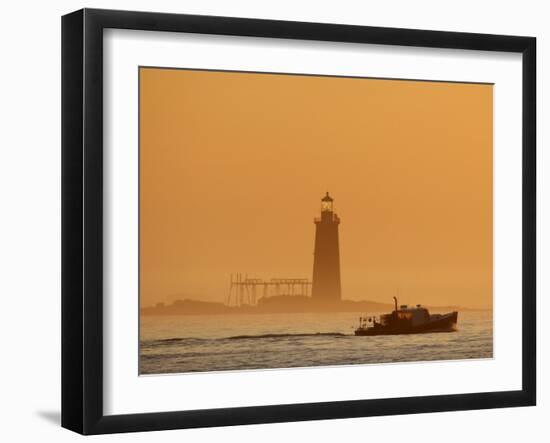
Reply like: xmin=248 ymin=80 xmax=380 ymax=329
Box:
xmin=312 ymin=192 xmax=342 ymax=303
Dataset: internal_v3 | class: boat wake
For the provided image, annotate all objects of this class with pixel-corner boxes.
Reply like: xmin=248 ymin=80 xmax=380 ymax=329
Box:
xmin=148 ymin=332 xmax=349 ymax=345
xmin=227 ymin=332 xmax=348 ymax=340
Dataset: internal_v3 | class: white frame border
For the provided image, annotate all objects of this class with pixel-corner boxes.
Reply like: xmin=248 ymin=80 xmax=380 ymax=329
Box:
xmin=103 ymin=29 xmax=523 ymax=415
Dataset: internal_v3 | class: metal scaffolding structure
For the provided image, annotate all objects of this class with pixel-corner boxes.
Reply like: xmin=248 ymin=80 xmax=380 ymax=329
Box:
xmin=227 ymin=273 xmax=312 ymax=306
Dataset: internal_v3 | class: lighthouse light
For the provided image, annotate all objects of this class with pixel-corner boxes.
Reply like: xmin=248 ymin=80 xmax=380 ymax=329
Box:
xmin=321 ymin=191 xmax=334 ymax=212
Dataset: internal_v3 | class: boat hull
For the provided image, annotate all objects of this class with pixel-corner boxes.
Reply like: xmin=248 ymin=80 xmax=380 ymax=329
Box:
xmin=355 ymin=311 xmax=458 ymax=336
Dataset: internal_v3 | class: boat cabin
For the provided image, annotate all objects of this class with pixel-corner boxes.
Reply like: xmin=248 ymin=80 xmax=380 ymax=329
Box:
xmin=394 ymin=305 xmax=430 ymax=326
xmin=376 ymin=301 xmax=430 ymax=328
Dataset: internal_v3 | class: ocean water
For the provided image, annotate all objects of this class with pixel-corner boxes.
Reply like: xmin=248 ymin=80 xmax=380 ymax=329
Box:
xmin=140 ymin=310 xmax=492 ymax=375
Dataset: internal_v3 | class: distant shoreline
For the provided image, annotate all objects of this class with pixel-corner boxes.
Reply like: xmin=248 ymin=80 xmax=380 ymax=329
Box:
xmin=141 ymin=297 xmax=487 ymax=316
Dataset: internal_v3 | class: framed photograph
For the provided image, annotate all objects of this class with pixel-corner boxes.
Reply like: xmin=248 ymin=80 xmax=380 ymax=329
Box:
xmin=61 ymin=8 xmax=536 ymax=435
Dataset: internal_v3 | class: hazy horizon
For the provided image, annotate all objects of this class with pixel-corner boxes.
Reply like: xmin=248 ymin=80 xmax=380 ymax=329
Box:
xmin=140 ymin=68 xmax=493 ymax=310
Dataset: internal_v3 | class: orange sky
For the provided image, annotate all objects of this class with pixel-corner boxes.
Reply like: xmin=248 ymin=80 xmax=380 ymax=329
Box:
xmin=140 ymin=68 xmax=493 ymax=309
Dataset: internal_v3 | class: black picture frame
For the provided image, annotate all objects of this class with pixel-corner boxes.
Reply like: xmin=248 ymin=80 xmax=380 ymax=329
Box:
xmin=62 ymin=8 xmax=536 ymax=435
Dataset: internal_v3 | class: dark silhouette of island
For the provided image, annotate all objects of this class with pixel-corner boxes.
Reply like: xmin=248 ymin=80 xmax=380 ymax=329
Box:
xmin=140 ymin=297 xmax=472 ymax=316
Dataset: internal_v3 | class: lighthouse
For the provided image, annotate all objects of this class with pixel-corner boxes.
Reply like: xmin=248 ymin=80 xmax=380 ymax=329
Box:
xmin=312 ymin=192 xmax=342 ymax=303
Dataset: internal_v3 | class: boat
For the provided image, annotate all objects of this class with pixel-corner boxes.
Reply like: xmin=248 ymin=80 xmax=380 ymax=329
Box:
xmin=355 ymin=297 xmax=458 ymax=336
